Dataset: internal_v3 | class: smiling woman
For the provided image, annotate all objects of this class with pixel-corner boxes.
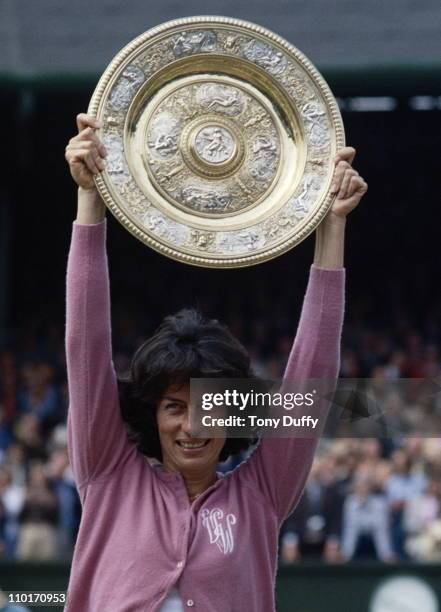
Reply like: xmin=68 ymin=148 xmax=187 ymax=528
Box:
xmin=117 ymin=307 xmax=257 ymax=478
xmin=64 ymin=113 xmax=367 ymax=612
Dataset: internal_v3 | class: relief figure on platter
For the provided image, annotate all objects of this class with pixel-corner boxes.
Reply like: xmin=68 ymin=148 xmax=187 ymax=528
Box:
xmin=301 ymin=102 xmax=329 ymax=147
xmin=102 ymin=134 xmax=125 ymax=174
xmin=253 ymin=136 xmax=277 ymax=155
xmin=147 ymin=112 xmax=181 ymax=158
xmin=153 ymin=134 xmax=178 ymax=155
xmin=249 ymin=135 xmax=278 ymax=182
xmin=109 ymin=65 xmax=145 ymax=110
xmin=181 ymin=186 xmax=232 ymax=213
xmin=196 ymin=85 xmax=245 ymax=116
xmin=243 ymin=40 xmax=287 ymax=75
xmin=171 ymin=31 xmax=217 ymax=57
xmin=292 ymin=175 xmax=322 ymax=217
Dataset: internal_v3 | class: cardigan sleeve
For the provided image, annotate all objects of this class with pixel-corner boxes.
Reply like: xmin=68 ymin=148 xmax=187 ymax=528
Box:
xmin=65 ymin=220 xmax=135 ymax=493
xmin=237 ymin=265 xmax=345 ymax=523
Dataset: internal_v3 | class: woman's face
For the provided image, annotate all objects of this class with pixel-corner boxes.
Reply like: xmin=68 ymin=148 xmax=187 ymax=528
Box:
xmin=156 ymin=383 xmax=225 ymax=475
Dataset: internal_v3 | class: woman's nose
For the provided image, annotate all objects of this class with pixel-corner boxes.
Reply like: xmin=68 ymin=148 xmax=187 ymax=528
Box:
xmin=181 ymin=408 xmax=202 ymax=438
xmin=181 ymin=415 xmax=192 ymax=435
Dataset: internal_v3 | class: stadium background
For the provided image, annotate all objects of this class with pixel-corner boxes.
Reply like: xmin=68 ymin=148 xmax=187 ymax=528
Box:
xmin=1 ymin=0 xmax=441 ymax=610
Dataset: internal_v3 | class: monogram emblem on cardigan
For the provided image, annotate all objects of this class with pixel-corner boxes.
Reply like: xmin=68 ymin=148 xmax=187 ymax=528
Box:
xmin=201 ymin=508 xmax=237 ymax=554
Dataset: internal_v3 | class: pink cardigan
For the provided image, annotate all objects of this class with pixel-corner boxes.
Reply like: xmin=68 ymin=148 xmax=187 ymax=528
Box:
xmin=65 ymin=220 xmax=345 ymax=612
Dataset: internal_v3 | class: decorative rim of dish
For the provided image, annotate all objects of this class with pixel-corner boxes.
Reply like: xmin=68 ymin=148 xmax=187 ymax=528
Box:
xmin=89 ymin=15 xmax=345 ymax=268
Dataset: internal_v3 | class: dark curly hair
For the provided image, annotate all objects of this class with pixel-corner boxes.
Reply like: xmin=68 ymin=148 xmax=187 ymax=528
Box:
xmin=118 ymin=308 xmax=257 ymax=463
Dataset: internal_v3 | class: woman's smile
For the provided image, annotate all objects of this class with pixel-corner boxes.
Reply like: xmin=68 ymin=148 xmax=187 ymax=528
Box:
xmin=176 ymin=439 xmax=210 ymax=450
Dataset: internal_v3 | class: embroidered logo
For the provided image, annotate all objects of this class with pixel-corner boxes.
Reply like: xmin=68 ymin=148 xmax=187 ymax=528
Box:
xmin=201 ymin=508 xmax=237 ymax=554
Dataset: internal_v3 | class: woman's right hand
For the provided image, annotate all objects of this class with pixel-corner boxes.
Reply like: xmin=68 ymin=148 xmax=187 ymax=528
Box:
xmin=65 ymin=113 xmax=107 ymax=190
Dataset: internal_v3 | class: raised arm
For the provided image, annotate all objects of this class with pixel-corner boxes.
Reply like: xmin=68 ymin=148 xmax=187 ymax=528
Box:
xmin=240 ymin=148 xmax=367 ymax=523
xmin=65 ymin=114 xmax=135 ymax=494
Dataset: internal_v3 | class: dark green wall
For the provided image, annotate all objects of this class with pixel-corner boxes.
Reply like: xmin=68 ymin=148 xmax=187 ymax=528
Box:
xmin=2 ymin=562 xmax=441 ymax=611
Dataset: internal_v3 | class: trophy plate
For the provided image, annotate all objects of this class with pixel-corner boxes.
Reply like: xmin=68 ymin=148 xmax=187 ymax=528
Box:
xmin=89 ymin=16 xmax=345 ymax=267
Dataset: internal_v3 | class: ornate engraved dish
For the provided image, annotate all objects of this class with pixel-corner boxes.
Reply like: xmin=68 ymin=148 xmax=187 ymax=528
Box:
xmin=89 ymin=16 xmax=345 ymax=267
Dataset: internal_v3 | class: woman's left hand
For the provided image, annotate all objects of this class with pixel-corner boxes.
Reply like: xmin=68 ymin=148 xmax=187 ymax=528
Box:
xmin=328 ymin=147 xmax=368 ymax=220
xmin=313 ymin=147 xmax=368 ymax=267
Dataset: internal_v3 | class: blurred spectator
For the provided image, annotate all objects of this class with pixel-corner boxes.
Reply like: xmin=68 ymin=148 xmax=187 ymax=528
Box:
xmin=406 ymin=519 xmax=441 ymax=562
xmin=404 ymin=478 xmax=440 ymax=537
xmin=15 ymin=461 xmax=58 ymax=560
xmin=0 ymin=406 xmax=13 ymax=458
xmin=385 ymin=448 xmax=427 ymax=559
xmin=13 ymin=414 xmax=46 ymax=462
xmin=341 ymin=475 xmax=394 ymax=562
xmin=4 ymin=444 xmax=27 ymax=487
xmin=17 ymin=362 xmax=59 ymax=427
xmin=280 ymin=458 xmax=344 ymax=563
xmin=0 ymin=351 xmax=17 ymax=423
xmin=0 ymin=466 xmax=24 ymax=558
xmin=45 ymin=445 xmax=80 ymax=559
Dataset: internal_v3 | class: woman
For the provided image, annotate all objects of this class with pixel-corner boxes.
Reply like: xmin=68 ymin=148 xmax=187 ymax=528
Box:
xmin=64 ymin=113 xmax=367 ymax=611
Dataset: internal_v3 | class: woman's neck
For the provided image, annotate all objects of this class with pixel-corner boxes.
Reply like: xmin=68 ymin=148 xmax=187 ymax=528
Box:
xmin=163 ymin=460 xmax=218 ymax=501
xmin=184 ymin=471 xmax=218 ymax=502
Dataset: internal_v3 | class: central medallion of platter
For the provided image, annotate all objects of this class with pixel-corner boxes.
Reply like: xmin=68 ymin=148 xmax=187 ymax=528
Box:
xmin=144 ymin=80 xmax=281 ymax=216
xmin=194 ymin=125 xmax=236 ymax=164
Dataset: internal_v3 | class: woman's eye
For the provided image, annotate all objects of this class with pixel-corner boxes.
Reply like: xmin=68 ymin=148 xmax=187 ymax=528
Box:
xmin=166 ymin=403 xmax=183 ymax=411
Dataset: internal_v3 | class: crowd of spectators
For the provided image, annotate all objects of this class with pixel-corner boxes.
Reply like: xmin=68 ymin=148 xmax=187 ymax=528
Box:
xmin=280 ymin=438 xmax=441 ymax=563
xmin=0 ymin=298 xmax=439 ymax=563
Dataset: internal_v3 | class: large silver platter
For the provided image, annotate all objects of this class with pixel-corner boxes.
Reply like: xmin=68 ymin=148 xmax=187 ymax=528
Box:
xmin=89 ymin=16 xmax=345 ymax=268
